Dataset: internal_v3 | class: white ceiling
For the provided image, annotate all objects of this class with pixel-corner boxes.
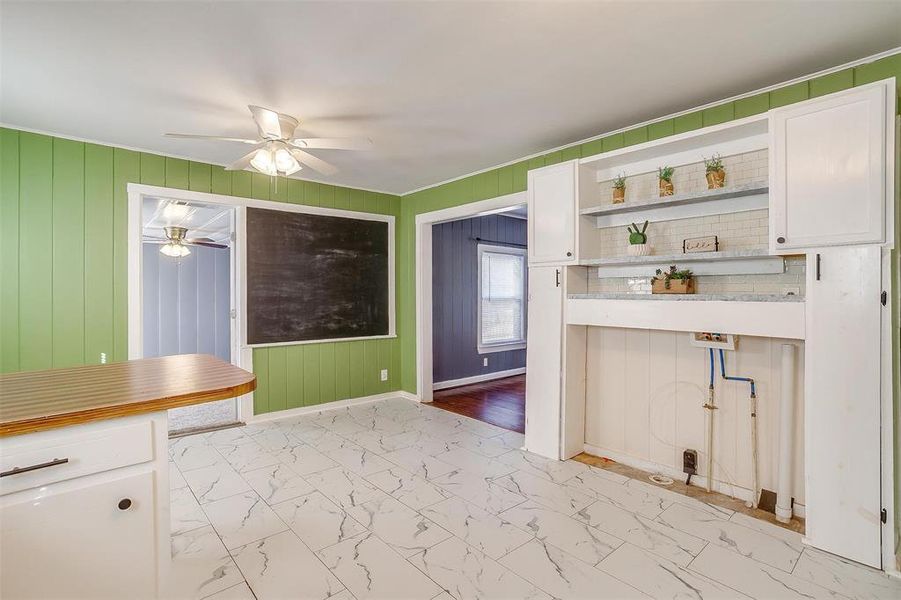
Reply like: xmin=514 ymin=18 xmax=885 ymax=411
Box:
xmin=142 ymin=197 xmax=232 ymax=245
xmin=2 ymin=2 xmax=899 ymax=194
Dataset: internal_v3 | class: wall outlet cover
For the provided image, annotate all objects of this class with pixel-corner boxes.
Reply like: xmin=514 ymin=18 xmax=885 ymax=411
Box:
xmin=683 ymin=449 xmax=698 ymax=475
xmin=483 ymin=358 xmax=488 ymax=367
xmin=379 ymin=369 xmax=388 ymax=382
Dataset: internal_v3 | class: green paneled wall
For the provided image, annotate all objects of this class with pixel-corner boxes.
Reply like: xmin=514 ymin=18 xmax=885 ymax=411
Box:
xmin=0 ymin=128 xmax=402 ymax=413
xmin=398 ymin=53 xmax=901 ymax=393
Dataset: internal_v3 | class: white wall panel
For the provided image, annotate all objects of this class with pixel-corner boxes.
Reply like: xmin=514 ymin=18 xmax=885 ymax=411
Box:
xmin=584 ymin=327 xmax=805 ymax=504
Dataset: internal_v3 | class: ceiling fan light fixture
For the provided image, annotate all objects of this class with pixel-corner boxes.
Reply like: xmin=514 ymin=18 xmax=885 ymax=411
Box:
xmin=250 ymin=147 xmax=277 ymax=176
xmin=275 ymin=148 xmax=301 ymax=175
xmin=160 ymin=242 xmax=191 ymax=258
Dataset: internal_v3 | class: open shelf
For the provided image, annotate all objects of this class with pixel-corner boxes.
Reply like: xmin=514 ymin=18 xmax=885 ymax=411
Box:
xmin=569 ymin=292 xmax=803 ymax=303
xmin=578 ymin=249 xmax=784 ymax=278
xmin=580 ymin=181 xmax=768 ymax=217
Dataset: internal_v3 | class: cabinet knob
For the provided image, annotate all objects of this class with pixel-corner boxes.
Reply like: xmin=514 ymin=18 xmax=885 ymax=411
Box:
xmin=566 ymin=251 xmax=572 ymax=257
xmin=776 ymin=236 xmax=785 ymax=244
xmin=118 ymin=498 xmax=133 ymax=511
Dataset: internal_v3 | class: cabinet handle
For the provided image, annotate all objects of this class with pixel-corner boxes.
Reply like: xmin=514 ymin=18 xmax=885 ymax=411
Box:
xmin=0 ymin=457 xmax=69 ymax=478
xmin=555 ymin=269 xmax=561 ymax=287
xmin=118 ymin=498 xmax=133 ymax=511
xmin=776 ymin=236 xmax=785 ymax=244
xmin=815 ymin=253 xmax=821 ymax=281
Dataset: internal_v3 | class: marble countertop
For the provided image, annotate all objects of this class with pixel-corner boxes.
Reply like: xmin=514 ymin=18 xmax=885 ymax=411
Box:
xmin=569 ymin=293 xmax=805 ymax=303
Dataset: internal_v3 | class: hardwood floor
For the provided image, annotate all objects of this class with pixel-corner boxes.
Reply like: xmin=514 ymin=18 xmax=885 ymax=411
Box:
xmin=431 ymin=374 xmax=525 ymax=433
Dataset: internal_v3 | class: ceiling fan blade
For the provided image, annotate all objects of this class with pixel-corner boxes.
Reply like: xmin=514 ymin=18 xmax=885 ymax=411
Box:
xmin=186 ymin=239 xmax=228 ymax=249
xmin=291 ymin=137 xmax=372 ymax=151
xmin=249 ymin=105 xmax=298 ymax=139
xmin=165 ymin=133 xmax=258 ymax=144
xmin=288 ymin=147 xmax=338 ymax=176
xmin=225 ymin=149 xmax=259 ymax=171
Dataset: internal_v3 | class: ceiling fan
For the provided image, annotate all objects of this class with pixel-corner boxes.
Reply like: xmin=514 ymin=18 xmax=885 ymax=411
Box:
xmin=146 ymin=226 xmax=228 ymax=258
xmin=165 ymin=105 xmax=371 ymax=177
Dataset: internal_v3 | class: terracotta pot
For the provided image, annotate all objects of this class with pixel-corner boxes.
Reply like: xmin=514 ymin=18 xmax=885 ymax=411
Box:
xmin=706 ymin=169 xmax=726 ymax=189
xmin=659 ymin=179 xmax=674 ymax=197
xmin=652 ymin=278 xmax=694 ymax=294
xmin=612 ymin=187 xmax=625 ymax=204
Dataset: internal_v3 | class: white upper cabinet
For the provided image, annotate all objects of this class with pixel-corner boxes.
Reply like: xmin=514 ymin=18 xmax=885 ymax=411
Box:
xmin=527 ymin=160 xmax=578 ymax=265
xmin=769 ymin=79 xmax=895 ymax=253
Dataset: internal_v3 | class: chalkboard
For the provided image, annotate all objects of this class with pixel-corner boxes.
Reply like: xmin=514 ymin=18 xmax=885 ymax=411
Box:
xmin=246 ymin=207 xmax=391 ymax=345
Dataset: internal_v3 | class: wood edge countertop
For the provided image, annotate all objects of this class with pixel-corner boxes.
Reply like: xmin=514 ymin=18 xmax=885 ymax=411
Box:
xmin=0 ymin=354 xmax=256 ymax=437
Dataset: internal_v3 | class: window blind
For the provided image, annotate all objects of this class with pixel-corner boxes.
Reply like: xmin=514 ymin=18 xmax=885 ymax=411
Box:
xmin=480 ymin=249 xmax=525 ymax=346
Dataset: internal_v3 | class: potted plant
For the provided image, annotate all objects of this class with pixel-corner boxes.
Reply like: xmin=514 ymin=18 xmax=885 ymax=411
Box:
xmin=704 ymin=154 xmax=726 ymax=189
xmin=612 ymin=173 xmax=627 ymax=204
xmin=626 ymin=221 xmax=651 ymax=256
xmin=658 ymin=166 xmax=675 ymax=197
xmin=652 ymin=265 xmax=695 ymax=294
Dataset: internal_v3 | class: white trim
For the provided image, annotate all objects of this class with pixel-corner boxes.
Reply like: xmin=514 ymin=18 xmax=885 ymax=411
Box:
xmin=245 ymin=391 xmax=416 ymax=423
xmin=402 ymin=48 xmax=901 ymax=196
xmin=415 ymin=192 xmax=528 ymax=402
xmin=128 ymin=183 xmax=396 ymax=423
xmin=583 ymin=443 xmax=807 ymax=518
xmin=433 ymin=367 xmax=526 ymax=391
xmin=477 ymin=243 xmax=527 ymax=354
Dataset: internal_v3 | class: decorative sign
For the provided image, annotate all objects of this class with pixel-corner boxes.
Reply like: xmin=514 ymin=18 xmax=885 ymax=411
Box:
xmin=683 ymin=235 xmax=718 ymax=253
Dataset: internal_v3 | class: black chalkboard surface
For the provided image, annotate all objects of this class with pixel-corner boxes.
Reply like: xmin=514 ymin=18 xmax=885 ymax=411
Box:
xmin=246 ymin=207 xmax=390 ymax=345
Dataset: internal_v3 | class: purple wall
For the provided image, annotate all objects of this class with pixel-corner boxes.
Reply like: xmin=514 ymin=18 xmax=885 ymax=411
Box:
xmin=432 ymin=214 xmax=527 ymax=385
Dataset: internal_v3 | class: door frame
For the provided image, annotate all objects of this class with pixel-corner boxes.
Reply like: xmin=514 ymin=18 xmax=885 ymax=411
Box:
xmin=127 ymin=184 xmax=249 ymax=421
xmin=414 ymin=191 xmax=527 ymax=402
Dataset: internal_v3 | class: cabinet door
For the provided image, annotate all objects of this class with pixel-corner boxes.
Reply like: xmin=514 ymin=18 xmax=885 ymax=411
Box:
xmin=1 ymin=470 xmax=157 ymax=599
xmin=524 ymin=266 xmax=563 ymax=459
xmin=527 ymin=161 xmax=578 ymax=265
xmin=770 ymin=83 xmax=888 ymax=252
xmin=804 ymin=246 xmax=882 ymax=568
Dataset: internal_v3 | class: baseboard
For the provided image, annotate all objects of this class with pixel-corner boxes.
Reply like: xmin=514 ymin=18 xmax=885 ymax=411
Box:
xmin=246 ymin=390 xmax=415 ymax=424
xmin=582 ymin=443 xmax=806 ymax=517
xmin=433 ymin=367 xmax=525 ymax=391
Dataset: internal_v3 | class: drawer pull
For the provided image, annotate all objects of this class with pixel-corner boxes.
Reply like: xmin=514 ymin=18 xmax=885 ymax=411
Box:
xmin=118 ymin=498 xmax=133 ymax=511
xmin=0 ymin=457 xmax=69 ymax=478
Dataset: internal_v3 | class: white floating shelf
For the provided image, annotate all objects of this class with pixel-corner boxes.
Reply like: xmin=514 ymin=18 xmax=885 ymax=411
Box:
xmin=566 ymin=297 xmax=805 ymax=340
xmin=578 ymin=249 xmax=784 ymax=278
xmin=581 ymin=181 xmax=768 ymax=218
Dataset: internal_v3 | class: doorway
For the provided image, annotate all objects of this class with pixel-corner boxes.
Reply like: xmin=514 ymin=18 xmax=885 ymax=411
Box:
xmin=415 ymin=193 xmax=528 ymax=433
xmin=140 ymin=196 xmax=238 ymax=434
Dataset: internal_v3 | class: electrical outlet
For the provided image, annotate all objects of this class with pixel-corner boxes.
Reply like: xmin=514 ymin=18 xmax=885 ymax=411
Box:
xmin=483 ymin=357 xmax=488 ymax=367
xmin=783 ymin=286 xmax=801 ymax=296
xmin=100 ymin=352 xmax=107 ymax=365
xmin=380 ymin=369 xmax=388 ymax=382
xmin=683 ymin=449 xmax=698 ymax=475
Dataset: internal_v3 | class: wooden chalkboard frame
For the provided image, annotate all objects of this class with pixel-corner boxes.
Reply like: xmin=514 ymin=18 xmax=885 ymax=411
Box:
xmin=239 ymin=203 xmax=395 ymax=348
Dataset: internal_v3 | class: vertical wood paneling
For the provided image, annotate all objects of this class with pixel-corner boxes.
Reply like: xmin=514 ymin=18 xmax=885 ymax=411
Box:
xmin=319 ymin=343 xmax=337 ymax=403
xmin=334 ymin=342 xmax=350 ymax=400
xmin=112 ymin=148 xmax=139 ymax=362
xmin=348 ymin=342 xmax=365 ymax=398
xmin=18 ymin=133 xmax=54 ymax=371
xmin=141 ymin=244 xmax=160 ymax=358
xmin=286 ymin=345 xmax=304 ymax=408
xmin=253 ymin=348 xmax=269 ymax=414
xmin=165 ymin=157 xmax=190 ymax=190
xmin=431 ymin=214 xmax=527 ymax=383
xmin=0 ymin=129 xmax=20 ymax=372
xmin=267 ymin=346 xmax=287 ymax=413
xmin=84 ymin=143 xmax=114 ymax=365
xmin=302 ymin=345 xmax=320 ymax=406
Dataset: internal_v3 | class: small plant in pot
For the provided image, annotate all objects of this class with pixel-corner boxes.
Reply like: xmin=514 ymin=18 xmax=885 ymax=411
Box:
xmin=658 ymin=166 xmax=675 ymax=197
xmin=704 ymin=154 xmax=726 ymax=189
xmin=626 ymin=221 xmax=651 ymax=256
xmin=652 ymin=265 xmax=695 ymax=294
xmin=612 ymin=173 xmax=627 ymax=204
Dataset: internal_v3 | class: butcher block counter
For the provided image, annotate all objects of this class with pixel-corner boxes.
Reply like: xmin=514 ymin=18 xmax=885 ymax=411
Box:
xmin=0 ymin=354 xmax=256 ymax=600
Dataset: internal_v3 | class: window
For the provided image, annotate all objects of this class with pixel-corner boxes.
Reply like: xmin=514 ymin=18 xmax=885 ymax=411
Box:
xmin=478 ymin=244 xmax=527 ymax=353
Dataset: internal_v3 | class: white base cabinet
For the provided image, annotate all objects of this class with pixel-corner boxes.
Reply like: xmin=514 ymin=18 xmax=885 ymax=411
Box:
xmin=803 ymin=246 xmax=883 ymax=569
xmin=0 ymin=413 xmax=170 ymax=599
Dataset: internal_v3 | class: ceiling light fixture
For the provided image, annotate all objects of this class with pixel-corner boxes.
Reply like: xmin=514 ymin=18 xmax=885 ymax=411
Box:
xmin=249 ymin=141 xmax=302 ymax=177
xmin=160 ymin=225 xmax=192 ymax=258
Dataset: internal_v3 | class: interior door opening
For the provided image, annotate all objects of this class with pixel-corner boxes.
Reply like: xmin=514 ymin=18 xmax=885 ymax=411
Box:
xmin=429 ymin=204 xmax=528 ymax=433
xmin=140 ymin=196 xmax=238 ymax=435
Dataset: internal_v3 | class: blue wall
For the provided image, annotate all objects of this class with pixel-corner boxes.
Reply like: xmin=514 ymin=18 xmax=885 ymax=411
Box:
xmin=431 ymin=214 xmax=526 ymax=385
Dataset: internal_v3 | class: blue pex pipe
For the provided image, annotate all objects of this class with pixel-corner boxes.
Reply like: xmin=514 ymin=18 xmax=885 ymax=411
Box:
xmin=708 ymin=348 xmax=715 ymax=388
xmin=718 ymin=348 xmax=756 ymax=397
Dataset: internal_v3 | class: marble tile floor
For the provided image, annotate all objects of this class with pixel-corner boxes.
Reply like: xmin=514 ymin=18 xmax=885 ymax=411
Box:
xmin=166 ymin=396 xmax=900 ymax=600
